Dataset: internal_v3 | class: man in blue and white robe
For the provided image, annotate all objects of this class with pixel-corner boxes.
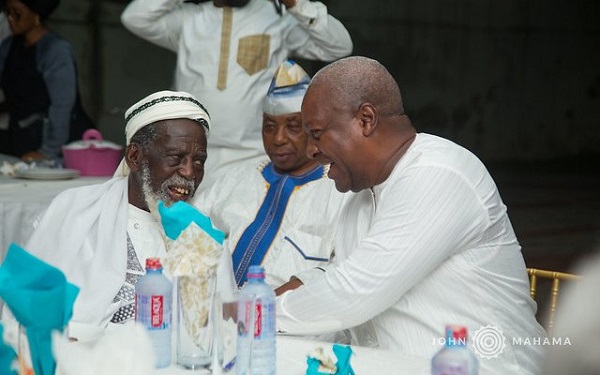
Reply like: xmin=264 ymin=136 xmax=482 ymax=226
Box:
xmin=194 ymin=61 xmax=346 ymax=290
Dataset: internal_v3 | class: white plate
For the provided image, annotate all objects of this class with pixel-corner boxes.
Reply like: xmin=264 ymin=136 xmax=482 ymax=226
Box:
xmin=68 ymin=322 xmax=104 ymax=344
xmin=15 ymin=168 xmax=80 ymax=180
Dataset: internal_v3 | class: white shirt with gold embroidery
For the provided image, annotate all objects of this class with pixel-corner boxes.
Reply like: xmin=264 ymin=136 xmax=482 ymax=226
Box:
xmin=121 ymin=0 xmax=353 ymax=188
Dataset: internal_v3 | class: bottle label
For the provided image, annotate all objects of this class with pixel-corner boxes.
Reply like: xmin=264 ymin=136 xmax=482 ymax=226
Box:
xmin=151 ymin=295 xmax=164 ymax=328
xmin=254 ymin=303 xmax=262 ymax=337
xmin=136 ymin=294 xmax=170 ymax=330
xmin=255 ymin=301 xmax=276 ymax=339
xmin=237 ymin=299 xmax=276 ymax=339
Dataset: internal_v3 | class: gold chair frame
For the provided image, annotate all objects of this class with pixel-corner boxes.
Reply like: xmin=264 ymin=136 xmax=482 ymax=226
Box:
xmin=527 ymin=268 xmax=581 ymax=335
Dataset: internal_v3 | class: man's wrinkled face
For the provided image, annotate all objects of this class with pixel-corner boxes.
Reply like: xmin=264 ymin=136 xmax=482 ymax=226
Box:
xmin=136 ymin=119 xmax=207 ymax=211
xmin=262 ymin=112 xmax=316 ymax=176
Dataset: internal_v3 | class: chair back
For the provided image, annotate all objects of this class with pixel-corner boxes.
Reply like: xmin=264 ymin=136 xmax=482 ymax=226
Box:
xmin=527 ymin=268 xmax=581 ymax=335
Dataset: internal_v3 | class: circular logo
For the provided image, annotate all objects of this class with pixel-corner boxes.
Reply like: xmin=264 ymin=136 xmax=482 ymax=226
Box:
xmin=472 ymin=325 xmax=506 ymax=359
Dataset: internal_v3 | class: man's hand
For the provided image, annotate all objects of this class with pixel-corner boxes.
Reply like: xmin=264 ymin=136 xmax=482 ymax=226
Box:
xmin=275 ymin=277 xmax=303 ymax=296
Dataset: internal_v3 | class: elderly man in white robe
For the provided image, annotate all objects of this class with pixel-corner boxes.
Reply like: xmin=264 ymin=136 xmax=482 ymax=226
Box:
xmin=194 ymin=61 xmax=346 ymax=292
xmin=14 ymin=90 xmax=233 ymax=327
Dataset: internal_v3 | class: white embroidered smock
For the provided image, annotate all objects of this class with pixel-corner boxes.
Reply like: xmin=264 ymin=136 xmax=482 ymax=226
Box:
xmin=276 ymin=133 xmax=546 ymax=375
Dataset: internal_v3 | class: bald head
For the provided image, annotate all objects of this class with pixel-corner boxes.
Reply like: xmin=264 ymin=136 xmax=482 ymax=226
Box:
xmin=301 ymin=56 xmax=416 ymax=193
xmin=310 ymin=56 xmax=404 ymax=118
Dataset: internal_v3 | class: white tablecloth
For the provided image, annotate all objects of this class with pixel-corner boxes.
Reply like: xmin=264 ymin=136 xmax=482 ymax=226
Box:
xmin=43 ymin=322 xmax=443 ymax=375
xmin=2 ymin=319 xmax=497 ymax=375
xmin=157 ymin=335 xmax=431 ymax=375
xmin=0 ymin=175 xmax=109 ymax=261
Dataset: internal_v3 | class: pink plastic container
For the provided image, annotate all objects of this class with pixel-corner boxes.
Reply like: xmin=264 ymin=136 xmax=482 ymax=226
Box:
xmin=62 ymin=129 xmax=123 ymax=176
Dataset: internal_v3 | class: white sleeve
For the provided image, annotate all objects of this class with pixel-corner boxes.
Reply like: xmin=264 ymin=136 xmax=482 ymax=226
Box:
xmin=121 ymin=0 xmax=186 ymax=52
xmin=285 ymin=0 xmax=353 ymax=61
xmin=277 ymin=165 xmax=489 ymax=335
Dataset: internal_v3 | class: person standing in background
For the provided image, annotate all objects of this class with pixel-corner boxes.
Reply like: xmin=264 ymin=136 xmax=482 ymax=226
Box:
xmin=0 ymin=0 xmax=93 ymax=163
xmin=121 ymin=0 xmax=352 ymax=189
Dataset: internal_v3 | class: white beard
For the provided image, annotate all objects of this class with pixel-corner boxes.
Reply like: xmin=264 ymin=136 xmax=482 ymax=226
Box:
xmin=139 ymin=162 xmax=197 ymax=223
xmin=140 ymin=164 xmax=164 ymax=223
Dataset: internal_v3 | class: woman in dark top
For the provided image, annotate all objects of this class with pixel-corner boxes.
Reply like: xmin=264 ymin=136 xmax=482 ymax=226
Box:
xmin=0 ymin=0 xmax=92 ymax=162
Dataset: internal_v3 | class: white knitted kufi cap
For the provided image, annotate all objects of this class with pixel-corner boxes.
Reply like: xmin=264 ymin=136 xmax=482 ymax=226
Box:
xmin=262 ymin=60 xmax=310 ymax=116
xmin=113 ymin=90 xmax=211 ymax=177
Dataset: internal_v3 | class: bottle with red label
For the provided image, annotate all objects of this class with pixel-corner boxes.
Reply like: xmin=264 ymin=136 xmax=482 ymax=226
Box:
xmin=237 ymin=265 xmax=276 ymax=375
xmin=135 ymin=257 xmax=173 ymax=368
xmin=431 ymin=325 xmax=479 ymax=375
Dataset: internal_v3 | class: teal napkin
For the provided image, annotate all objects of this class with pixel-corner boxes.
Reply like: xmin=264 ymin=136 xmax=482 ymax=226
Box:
xmin=158 ymin=200 xmax=225 ymax=244
xmin=332 ymin=344 xmax=355 ymax=375
xmin=306 ymin=344 xmax=355 ymax=375
xmin=306 ymin=356 xmax=325 ymax=374
xmin=0 ymin=323 xmax=17 ymax=375
xmin=0 ymin=243 xmax=80 ymax=375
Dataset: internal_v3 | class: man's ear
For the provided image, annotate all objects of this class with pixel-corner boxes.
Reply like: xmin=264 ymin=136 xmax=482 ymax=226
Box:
xmin=125 ymin=143 xmax=143 ymax=173
xmin=358 ymin=103 xmax=378 ymax=137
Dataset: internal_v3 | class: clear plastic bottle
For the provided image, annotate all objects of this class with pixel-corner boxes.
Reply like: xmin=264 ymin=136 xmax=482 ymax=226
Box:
xmin=135 ymin=257 xmax=173 ymax=368
xmin=431 ymin=325 xmax=479 ymax=375
xmin=237 ymin=265 xmax=276 ymax=375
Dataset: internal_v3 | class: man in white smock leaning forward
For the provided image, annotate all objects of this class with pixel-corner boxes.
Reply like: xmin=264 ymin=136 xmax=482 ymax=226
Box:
xmin=276 ymin=56 xmax=546 ymax=375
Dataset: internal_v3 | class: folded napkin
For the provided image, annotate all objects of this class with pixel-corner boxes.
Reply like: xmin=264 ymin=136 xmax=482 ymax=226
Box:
xmin=332 ymin=345 xmax=355 ymax=375
xmin=159 ymin=200 xmax=225 ymax=244
xmin=158 ymin=201 xmax=225 ymax=345
xmin=0 ymin=160 xmax=28 ymax=177
xmin=0 ymin=243 xmax=80 ymax=375
xmin=0 ymin=157 xmax=58 ymax=177
xmin=0 ymin=323 xmax=17 ymax=375
xmin=306 ymin=344 xmax=355 ymax=375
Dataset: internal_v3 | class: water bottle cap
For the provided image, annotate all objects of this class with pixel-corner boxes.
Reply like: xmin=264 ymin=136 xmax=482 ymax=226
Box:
xmin=445 ymin=325 xmax=468 ymax=346
xmin=145 ymin=257 xmax=163 ymax=270
xmin=247 ymin=265 xmax=265 ymax=279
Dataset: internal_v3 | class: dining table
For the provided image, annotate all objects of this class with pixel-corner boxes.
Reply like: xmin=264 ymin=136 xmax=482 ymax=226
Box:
xmin=36 ymin=320 xmax=434 ymax=375
xmin=154 ymin=334 xmax=429 ymax=375
xmin=43 ymin=319 xmax=484 ymax=375
xmin=0 ymin=174 xmax=109 ymax=262
xmin=157 ymin=335 xmax=504 ymax=375
xmin=2 ymin=317 xmax=501 ymax=375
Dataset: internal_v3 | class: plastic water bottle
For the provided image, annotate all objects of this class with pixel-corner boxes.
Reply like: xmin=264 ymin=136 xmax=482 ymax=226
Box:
xmin=135 ymin=257 xmax=173 ymax=368
xmin=237 ymin=265 xmax=276 ymax=375
xmin=431 ymin=325 xmax=479 ymax=375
